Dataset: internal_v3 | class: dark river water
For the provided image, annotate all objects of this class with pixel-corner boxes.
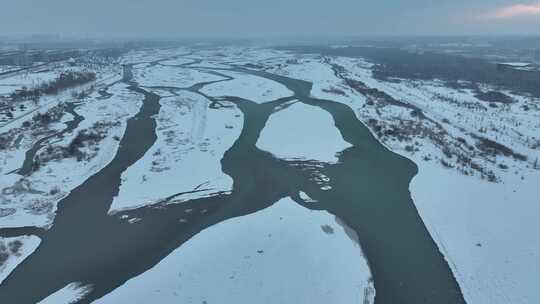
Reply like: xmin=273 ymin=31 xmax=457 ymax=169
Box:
xmin=0 ymin=56 xmax=465 ymax=304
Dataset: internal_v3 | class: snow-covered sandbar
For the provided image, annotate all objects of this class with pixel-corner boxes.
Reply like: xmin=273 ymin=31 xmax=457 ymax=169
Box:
xmin=256 ymin=102 xmax=351 ymax=163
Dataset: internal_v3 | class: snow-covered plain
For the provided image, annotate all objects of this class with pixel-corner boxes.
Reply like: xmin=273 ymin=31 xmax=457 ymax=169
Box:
xmin=98 ymin=197 xmax=374 ymax=304
xmin=110 ymin=90 xmax=243 ymax=213
xmin=411 ymin=160 xmax=540 ymax=304
xmin=257 ymin=101 xmax=351 ymax=163
xmin=120 ymin=48 xmax=188 ymax=66
xmin=134 ymin=64 xmax=224 ymax=88
xmin=0 ymin=70 xmax=58 ymax=96
xmin=201 ymin=71 xmax=294 ymax=103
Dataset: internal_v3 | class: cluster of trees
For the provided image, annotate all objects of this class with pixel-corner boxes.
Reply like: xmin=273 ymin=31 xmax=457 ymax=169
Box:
xmin=0 ymin=134 xmax=11 ymax=150
xmin=30 ymin=105 xmax=65 ymax=126
xmin=474 ymin=91 xmax=515 ymax=104
xmin=32 ymin=129 xmax=104 ymax=172
xmin=65 ymin=130 xmax=103 ymax=161
xmin=9 ymin=70 xmax=96 ymax=102
xmin=285 ymin=46 xmax=540 ymax=97
xmin=361 ymin=49 xmax=540 ymax=98
xmin=475 ymin=137 xmax=528 ymax=161
xmin=0 ymin=240 xmax=23 ymax=266
xmin=33 ymin=120 xmax=119 ymax=173
xmin=78 ymin=49 xmax=125 ymax=70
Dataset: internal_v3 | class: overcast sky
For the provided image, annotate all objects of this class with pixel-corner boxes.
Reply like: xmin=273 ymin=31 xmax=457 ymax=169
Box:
xmin=1 ymin=0 xmax=540 ymax=38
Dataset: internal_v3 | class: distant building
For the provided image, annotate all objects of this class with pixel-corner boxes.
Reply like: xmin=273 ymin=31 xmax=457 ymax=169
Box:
xmin=496 ymin=62 xmax=532 ymax=72
xmin=534 ymin=49 xmax=540 ymax=63
xmin=122 ymin=64 xmax=133 ymax=82
xmin=15 ymin=51 xmax=32 ymax=66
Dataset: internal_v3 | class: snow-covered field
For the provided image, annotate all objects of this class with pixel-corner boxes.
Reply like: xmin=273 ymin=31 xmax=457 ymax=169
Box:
xmin=99 ymin=197 xmax=374 ymax=304
xmin=201 ymin=71 xmax=293 ymax=102
xmin=120 ymin=48 xmax=188 ymax=65
xmin=134 ymin=64 xmax=224 ymax=88
xmin=159 ymin=58 xmax=195 ymax=66
xmin=0 ymin=70 xmax=58 ymax=96
xmin=411 ymin=161 xmax=540 ymax=304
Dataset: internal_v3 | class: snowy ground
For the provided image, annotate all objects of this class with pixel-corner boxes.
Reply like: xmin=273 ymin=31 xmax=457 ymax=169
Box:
xmin=98 ymin=197 xmax=374 ymax=304
xmin=411 ymin=160 xmax=540 ymax=304
xmin=120 ymin=48 xmax=187 ymax=66
xmin=110 ymin=90 xmax=243 ymax=213
xmin=134 ymin=64 xmax=224 ymax=88
xmin=201 ymin=71 xmax=294 ymax=102
xmin=0 ymin=70 xmax=59 ymax=96
xmin=159 ymin=58 xmax=195 ymax=66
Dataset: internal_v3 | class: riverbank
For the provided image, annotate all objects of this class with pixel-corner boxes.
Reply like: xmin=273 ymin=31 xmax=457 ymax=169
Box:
xmin=259 ymin=48 xmax=540 ymax=304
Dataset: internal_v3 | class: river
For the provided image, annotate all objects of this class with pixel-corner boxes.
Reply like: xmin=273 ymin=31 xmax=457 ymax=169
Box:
xmin=0 ymin=55 xmax=465 ymax=304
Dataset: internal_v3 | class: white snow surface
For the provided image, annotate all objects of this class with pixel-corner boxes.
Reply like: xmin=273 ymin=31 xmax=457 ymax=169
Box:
xmin=159 ymin=58 xmax=195 ymax=66
xmin=109 ymin=90 xmax=243 ymax=213
xmin=0 ymin=70 xmax=58 ymax=96
xmin=201 ymin=71 xmax=293 ymax=103
xmin=256 ymin=102 xmax=351 ymax=163
xmin=97 ymin=197 xmax=375 ymax=304
xmin=134 ymin=64 xmax=223 ymax=88
xmin=411 ymin=160 xmax=540 ymax=304
xmin=120 ymin=48 xmax=188 ymax=65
